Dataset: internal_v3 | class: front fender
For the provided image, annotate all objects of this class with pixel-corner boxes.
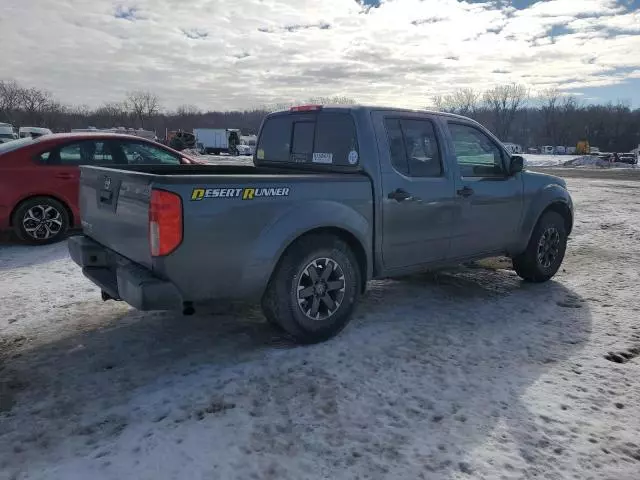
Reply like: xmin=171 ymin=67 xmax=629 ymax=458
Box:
xmin=241 ymin=200 xmax=373 ymax=298
xmin=515 ymin=183 xmax=573 ymax=253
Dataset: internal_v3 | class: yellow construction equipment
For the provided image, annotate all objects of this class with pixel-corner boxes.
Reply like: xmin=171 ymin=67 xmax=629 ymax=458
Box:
xmin=576 ymin=140 xmax=590 ymax=155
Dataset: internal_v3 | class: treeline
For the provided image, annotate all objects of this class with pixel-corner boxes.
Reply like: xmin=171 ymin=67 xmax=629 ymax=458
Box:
xmin=432 ymin=84 xmax=640 ymax=152
xmin=0 ymin=80 xmax=356 ymax=137
xmin=0 ymin=80 xmax=271 ymax=136
xmin=2 ymin=79 xmax=639 ymax=151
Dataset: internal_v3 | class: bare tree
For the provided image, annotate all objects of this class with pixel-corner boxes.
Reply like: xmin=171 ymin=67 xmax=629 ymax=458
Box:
xmin=125 ymin=91 xmax=160 ymax=128
xmin=306 ymin=96 xmax=356 ymax=105
xmin=96 ymin=101 xmax=130 ymax=127
xmin=432 ymin=88 xmax=479 ymax=116
xmin=19 ymin=87 xmax=53 ymax=125
xmin=175 ymin=104 xmax=201 ymax=116
xmin=483 ymin=83 xmax=528 ymax=140
xmin=539 ymin=88 xmax=561 ymax=146
xmin=0 ymin=80 xmax=24 ymax=123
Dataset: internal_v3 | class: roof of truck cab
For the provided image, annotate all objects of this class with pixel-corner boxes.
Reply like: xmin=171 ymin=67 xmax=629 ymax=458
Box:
xmin=271 ymin=104 xmax=476 ymax=122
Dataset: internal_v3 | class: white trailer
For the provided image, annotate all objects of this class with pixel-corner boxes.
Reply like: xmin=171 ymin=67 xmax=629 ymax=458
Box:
xmin=194 ymin=128 xmax=229 ymax=154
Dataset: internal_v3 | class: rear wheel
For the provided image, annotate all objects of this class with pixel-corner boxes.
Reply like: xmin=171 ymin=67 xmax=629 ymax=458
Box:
xmin=262 ymin=234 xmax=360 ymax=344
xmin=513 ymin=211 xmax=567 ymax=282
xmin=13 ymin=197 xmax=70 ymax=244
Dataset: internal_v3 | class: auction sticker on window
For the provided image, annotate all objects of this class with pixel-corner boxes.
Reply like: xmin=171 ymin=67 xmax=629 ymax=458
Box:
xmin=312 ymin=152 xmax=333 ymax=164
xmin=348 ymin=150 xmax=359 ymax=165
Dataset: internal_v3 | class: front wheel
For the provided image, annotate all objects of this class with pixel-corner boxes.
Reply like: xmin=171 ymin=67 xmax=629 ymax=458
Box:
xmin=13 ymin=197 xmax=70 ymax=244
xmin=262 ymin=234 xmax=361 ymax=344
xmin=513 ymin=211 xmax=567 ymax=282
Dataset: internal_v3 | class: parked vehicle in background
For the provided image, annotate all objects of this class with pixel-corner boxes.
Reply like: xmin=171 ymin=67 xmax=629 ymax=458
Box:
xmin=555 ymin=146 xmax=566 ymax=155
xmin=617 ymin=153 xmax=638 ymax=165
xmin=194 ymin=128 xmax=228 ymax=154
xmin=503 ymin=142 xmax=522 ymax=154
xmin=68 ymin=105 xmax=573 ymax=344
xmin=19 ymin=127 xmax=53 ymax=139
xmin=0 ymin=133 xmax=201 ymax=244
xmin=589 ymin=146 xmax=600 ymax=154
xmin=541 ymin=146 xmax=554 ymax=154
xmin=236 ymin=144 xmax=252 ymax=156
xmin=0 ymin=123 xmax=18 ymax=144
xmin=240 ymin=135 xmax=257 ymax=155
xmin=566 ymin=147 xmax=577 ymax=155
xmin=167 ymin=130 xmax=196 ymax=151
xmin=194 ymin=128 xmax=241 ymax=155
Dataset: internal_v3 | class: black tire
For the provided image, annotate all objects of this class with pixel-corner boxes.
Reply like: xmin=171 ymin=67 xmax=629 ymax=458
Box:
xmin=513 ymin=211 xmax=567 ymax=282
xmin=13 ymin=196 xmax=70 ymax=245
xmin=261 ymin=234 xmax=361 ymax=344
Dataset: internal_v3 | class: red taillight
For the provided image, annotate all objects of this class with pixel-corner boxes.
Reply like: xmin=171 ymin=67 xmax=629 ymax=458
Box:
xmin=149 ymin=189 xmax=182 ymax=256
xmin=290 ymin=104 xmax=323 ymax=112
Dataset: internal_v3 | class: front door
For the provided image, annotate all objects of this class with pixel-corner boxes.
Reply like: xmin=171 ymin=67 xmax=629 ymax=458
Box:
xmin=445 ymin=122 xmax=523 ymax=258
xmin=372 ymin=112 xmax=457 ymax=270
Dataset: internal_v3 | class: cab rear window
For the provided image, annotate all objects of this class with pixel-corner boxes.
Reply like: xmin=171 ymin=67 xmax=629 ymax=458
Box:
xmin=257 ymin=112 xmax=359 ymax=167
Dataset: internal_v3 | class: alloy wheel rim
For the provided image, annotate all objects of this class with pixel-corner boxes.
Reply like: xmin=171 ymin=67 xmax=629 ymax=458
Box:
xmin=22 ymin=205 xmax=63 ymax=240
xmin=537 ymin=227 xmax=560 ymax=269
xmin=296 ymin=257 xmax=346 ymax=321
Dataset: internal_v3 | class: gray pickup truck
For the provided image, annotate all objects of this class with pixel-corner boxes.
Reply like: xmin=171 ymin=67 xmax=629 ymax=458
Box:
xmin=69 ymin=105 xmax=573 ymax=343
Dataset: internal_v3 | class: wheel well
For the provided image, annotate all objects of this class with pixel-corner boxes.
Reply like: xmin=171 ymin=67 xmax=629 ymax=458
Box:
xmin=9 ymin=195 xmax=75 ymax=228
xmin=543 ymin=202 xmax=573 ymax=236
xmin=281 ymin=227 xmax=368 ymax=293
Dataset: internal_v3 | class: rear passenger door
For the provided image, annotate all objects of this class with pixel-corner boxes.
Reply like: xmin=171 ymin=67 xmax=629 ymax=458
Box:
xmin=372 ymin=112 xmax=457 ymax=270
xmin=445 ymin=122 xmax=523 ymax=258
xmin=35 ymin=140 xmax=117 ymax=209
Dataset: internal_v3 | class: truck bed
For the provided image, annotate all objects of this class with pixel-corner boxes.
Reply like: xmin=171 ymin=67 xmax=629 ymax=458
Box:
xmin=77 ymin=164 xmax=373 ymax=302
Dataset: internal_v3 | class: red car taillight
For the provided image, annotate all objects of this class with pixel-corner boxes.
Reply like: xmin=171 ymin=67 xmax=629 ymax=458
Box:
xmin=149 ymin=189 xmax=182 ymax=256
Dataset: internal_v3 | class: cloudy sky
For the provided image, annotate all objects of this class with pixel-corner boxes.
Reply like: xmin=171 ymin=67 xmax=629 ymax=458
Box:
xmin=3 ymin=0 xmax=640 ymax=110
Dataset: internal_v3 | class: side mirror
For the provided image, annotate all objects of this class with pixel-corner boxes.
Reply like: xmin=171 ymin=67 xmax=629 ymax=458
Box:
xmin=509 ymin=155 xmax=524 ymax=175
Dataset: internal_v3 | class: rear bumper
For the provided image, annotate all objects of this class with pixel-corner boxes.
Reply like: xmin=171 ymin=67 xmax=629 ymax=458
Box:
xmin=68 ymin=235 xmax=183 ymax=311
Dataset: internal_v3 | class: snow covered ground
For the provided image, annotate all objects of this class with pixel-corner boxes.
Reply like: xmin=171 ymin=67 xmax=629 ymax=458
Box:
xmin=524 ymin=154 xmax=638 ymax=169
xmin=523 ymin=154 xmax=582 ymax=167
xmin=1 ymin=177 xmax=640 ymax=480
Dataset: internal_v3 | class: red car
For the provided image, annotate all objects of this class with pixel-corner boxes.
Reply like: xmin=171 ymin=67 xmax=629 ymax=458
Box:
xmin=0 ymin=133 xmax=201 ymax=244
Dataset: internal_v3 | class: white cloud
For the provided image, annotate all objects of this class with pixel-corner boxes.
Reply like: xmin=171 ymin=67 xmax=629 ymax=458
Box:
xmin=1 ymin=0 xmax=639 ymax=110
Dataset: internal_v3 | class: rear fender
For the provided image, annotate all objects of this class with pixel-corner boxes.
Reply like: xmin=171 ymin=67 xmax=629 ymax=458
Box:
xmin=241 ymin=200 xmax=372 ymax=298
xmin=514 ymin=184 xmax=573 ymax=253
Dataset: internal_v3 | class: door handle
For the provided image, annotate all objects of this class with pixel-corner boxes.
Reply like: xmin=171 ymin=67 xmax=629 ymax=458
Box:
xmin=457 ymin=186 xmax=474 ymax=197
xmin=55 ymin=173 xmax=73 ymax=179
xmin=388 ymin=188 xmax=413 ymax=202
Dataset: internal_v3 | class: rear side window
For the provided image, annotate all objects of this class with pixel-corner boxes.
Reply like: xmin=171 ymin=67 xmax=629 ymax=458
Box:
xmin=257 ymin=112 xmax=359 ymax=167
xmin=41 ymin=141 xmax=115 ymax=165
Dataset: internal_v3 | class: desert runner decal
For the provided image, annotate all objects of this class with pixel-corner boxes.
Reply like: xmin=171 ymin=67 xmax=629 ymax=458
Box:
xmin=191 ymin=187 xmax=290 ymax=201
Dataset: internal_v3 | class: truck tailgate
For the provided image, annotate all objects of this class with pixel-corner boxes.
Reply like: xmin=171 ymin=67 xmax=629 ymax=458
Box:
xmin=79 ymin=166 xmax=154 ymax=268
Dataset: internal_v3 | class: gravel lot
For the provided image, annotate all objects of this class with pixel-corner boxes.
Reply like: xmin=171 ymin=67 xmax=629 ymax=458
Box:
xmin=1 ymin=175 xmax=639 ymax=480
